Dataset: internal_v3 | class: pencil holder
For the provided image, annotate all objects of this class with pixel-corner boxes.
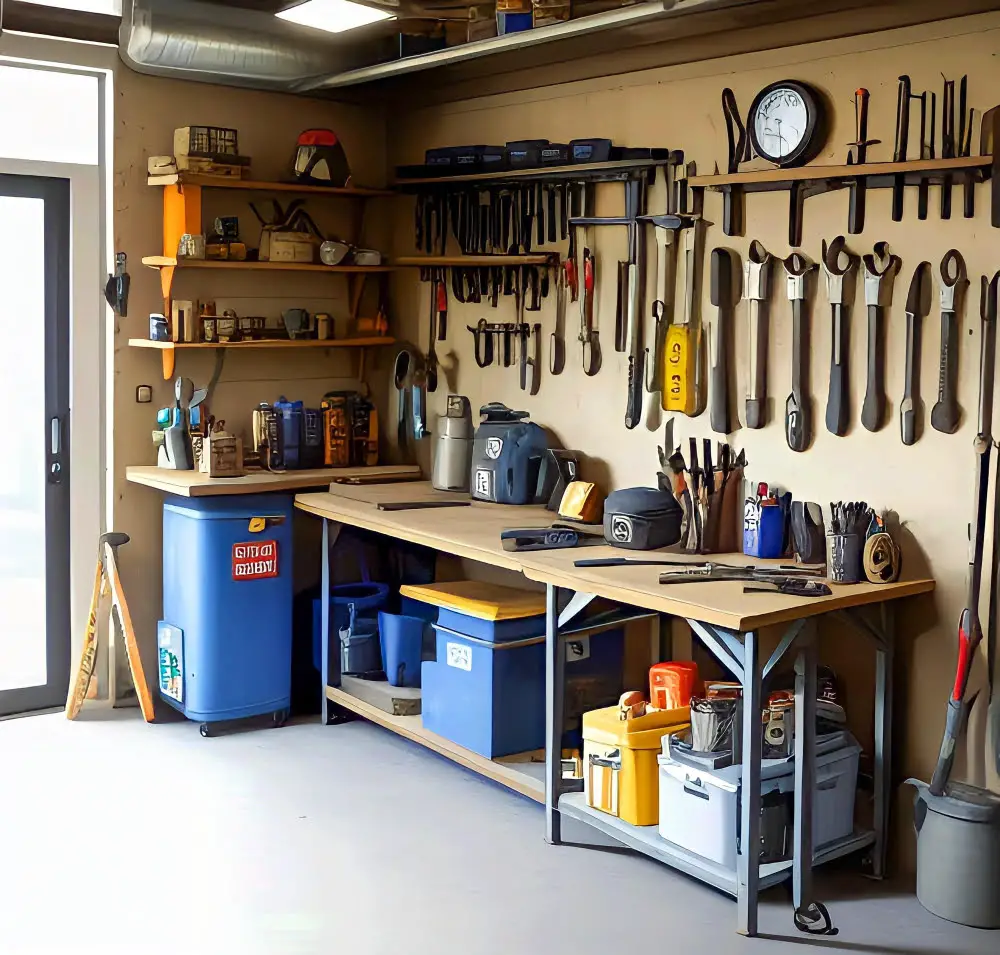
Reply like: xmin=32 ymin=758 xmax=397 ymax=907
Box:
xmin=826 ymin=533 xmax=862 ymax=584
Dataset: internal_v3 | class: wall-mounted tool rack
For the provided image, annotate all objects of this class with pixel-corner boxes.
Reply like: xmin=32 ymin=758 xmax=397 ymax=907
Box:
xmin=394 ymin=157 xmax=672 ymax=190
xmin=690 ymin=154 xmax=996 ymax=246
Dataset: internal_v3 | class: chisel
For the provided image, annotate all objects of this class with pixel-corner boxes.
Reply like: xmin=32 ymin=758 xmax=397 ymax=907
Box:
xmin=743 ymin=240 xmax=772 ymax=429
xmin=782 ymin=251 xmax=818 ymax=452
xmin=931 ymin=250 xmax=966 ymax=434
xmin=900 ymin=261 xmax=931 ymax=446
xmin=709 ymin=248 xmax=735 ymax=435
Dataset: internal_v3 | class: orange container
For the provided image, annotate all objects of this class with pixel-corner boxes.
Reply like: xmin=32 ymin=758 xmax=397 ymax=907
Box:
xmin=649 ymin=661 xmax=701 ymax=710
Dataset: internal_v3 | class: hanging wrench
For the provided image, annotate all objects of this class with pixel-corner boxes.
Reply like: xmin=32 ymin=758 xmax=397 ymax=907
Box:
xmin=782 ymin=251 xmax=818 ymax=452
xmin=821 ymin=236 xmax=859 ymax=437
xmin=861 ymin=242 xmax=901 ymax=432
xmin=930 ymin=250 xmax=967 ymax=434
xmin=743 ymin=240 xmax=773 ymax=429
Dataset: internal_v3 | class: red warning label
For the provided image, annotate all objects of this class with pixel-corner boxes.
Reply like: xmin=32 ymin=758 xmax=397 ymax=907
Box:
xmin=232 ymin=540 xmax=278 ymax=580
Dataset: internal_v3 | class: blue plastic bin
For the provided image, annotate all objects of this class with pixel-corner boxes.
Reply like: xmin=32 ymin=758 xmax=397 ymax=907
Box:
xmin=311 ymin=581 xmax=390 ymax=674
xmin=421 ymin=623 xmax=625 ymax=758
xmin=379 ymin=612 xmax=426 ymax=687
xmin=159 ymin=494 xmax=293 ymax=726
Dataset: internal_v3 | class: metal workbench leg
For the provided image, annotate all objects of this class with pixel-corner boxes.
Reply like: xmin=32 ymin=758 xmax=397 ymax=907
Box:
xmin=546 ymin=583 xmax=566 ymax=845
xmin=873 ymin=602 xmax=895 ymax=879
xmin=737 ymin=630 xmax=762 ymax=937
xmin=793 ymin=627 xmax=818 ymax=912
xmin=320 ymin=518 xmax=332 ymax=724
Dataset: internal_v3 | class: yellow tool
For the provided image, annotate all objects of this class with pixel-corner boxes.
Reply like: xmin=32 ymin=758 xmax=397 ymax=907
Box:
xmin=662 ymin=222 xmax=700 ymax=414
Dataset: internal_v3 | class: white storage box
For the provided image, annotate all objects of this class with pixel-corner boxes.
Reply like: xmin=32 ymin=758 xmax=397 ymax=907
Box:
xmin=657 ymin=734 xmax=860 ymax=870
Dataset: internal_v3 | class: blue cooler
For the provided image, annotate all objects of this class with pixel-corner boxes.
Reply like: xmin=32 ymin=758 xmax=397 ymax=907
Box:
xmin=158 ymin=494 xmax=294 ymax=733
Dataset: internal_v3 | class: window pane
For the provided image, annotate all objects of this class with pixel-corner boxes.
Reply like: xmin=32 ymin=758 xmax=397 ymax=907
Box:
xmin=0 ymin=65 xmax=99 ymax=165
xmin=0 ymin=196 xmax=47 ymax=690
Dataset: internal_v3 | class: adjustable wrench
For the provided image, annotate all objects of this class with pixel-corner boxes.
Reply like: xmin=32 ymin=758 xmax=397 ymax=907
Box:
xmin=742 ymin=240 xmax=773 ymax=429
xmin=931 ymin=250 xmax=967 ymax=434
xmin=782 ymin=252 xmax=818 ymax=452
xmin=861 ymin=242 xmax=901 ymax=432
xmin=822 ymin=236 xmax=859 ymax=437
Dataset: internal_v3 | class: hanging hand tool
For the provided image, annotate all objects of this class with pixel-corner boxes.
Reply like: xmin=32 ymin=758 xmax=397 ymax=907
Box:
xmin=930 ymin=272 xmax=999 ymax=797
xmin=468 ymin=319 xmax=495 ymax=368
xmin=959 ymin=77 xmax=976 ymax=218
xmin=426 ymin=279 xmax=439 ymax=393
xmin=435 ymin=272 xmax=448 ymax=341
xmin=931 ymin=250 xmax=967 ymax=434
xmin=861 ymin=242 xmax=901 ymax=432
xmin=709 ymin=247 xmax=735 ymax=435
xmin=639 ymin=214 xmax=684 ymax=401
xmin=624 ymin=178 xmax=648 ymax=429
xmin=914 ymin=88 xmax=936 ymax=221
xmin=892 ymin=76 xmax=913 ymax=221
xmin=782 ymin=251 xmax=818 ymax=453
xmin=580 ymin=247 xmax=600 ymax=376
xmin=941 ymin=76 xmax=957 ymax=221
xmin=721 ymin=88 xmax=749 ymax=236
xmin=846 ymin=89 xmax=879 ymax=234
xmin=822 ymin=236 xmax=858 ymax=437
xmin=615 ymin=260 xmax=628 ymax=353
xmin=662 ymin=221 xmax=701 ymax=416
xmin=551 ymin=263 xmax=567 ymax=376
xmin=743 ymin=239 xmax=773 ymax=430
xmin=900 ymin=261 xmax=932 ymax=446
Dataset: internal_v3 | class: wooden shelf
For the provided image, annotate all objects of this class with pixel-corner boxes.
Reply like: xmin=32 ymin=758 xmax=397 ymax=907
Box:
xmin=325 ymin=684 xmax=545 ymax=803
xmin=394 ymin=157 xmax=669 ymax=188
xmin=394 ymin=254 xmax=556 ymax=267
xmin=141 ymin=256 xmax=395 ymax=274
xmin=147 ymin=173 xmax=394 ymax=197
xmin=689 ymin=155 xmax=992 ymax=188
xmin=128 ymin=335 xmax=395 ymax=378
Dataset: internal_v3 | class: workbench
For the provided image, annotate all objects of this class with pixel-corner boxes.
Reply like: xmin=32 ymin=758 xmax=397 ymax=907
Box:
xmin=295 ymin=482 xmax=935 ymax=937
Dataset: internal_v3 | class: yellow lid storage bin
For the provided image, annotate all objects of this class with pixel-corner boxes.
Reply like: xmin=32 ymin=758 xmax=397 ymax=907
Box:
xmin=583 ymin=705 xmax=690 ymax=827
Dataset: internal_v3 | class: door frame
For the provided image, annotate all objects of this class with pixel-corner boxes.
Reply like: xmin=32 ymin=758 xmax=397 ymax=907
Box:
xmin=0 ymin=57 xmax=111 ymax=713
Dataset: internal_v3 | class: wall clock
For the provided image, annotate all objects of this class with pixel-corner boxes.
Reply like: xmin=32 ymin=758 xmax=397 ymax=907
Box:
xmin=747 ymin=80 xmax=827 ymax=167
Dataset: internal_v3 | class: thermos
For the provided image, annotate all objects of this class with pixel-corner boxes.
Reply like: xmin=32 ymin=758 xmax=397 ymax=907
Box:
xmin=432 ymin=395 xmax=473 ymax=492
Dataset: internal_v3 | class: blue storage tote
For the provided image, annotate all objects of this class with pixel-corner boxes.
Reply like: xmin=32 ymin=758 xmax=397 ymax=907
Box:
xmin=159 ymin=494 xmax=294 ymax=725
xmin=421 ymin=622 xmax=625 ymax=759
xmin=399 ymin=580 xmax=547 ymax=641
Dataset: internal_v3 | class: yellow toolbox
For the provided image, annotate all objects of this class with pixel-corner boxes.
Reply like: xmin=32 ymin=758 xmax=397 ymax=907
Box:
xmin=583 ymin=704 xmax=690 ymax=827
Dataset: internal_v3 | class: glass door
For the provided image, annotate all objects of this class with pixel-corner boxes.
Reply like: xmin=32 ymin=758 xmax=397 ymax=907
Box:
xmin=0 ymin=174 xmax=70 ymax=716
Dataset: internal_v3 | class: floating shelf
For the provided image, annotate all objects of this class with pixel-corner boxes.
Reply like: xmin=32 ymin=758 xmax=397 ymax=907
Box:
xmin=128 ymin=335 xmax=395 ymax=379
xmin=140 ymin=256 xmax=395 ymax=274
xmin=146 ymin=173 xmax=394 ymax=197
xmin=394 ymin=254 xmax=556 ymax=267
xmin=394 ymin=157 xmax=670 ymax=189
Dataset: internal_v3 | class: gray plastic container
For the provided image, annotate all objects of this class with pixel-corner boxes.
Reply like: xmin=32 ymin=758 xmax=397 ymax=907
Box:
xmin=432 ymin=395 xmax=473 ymax=492
xmin=907 ymin=778 xmax=1000 ymax=929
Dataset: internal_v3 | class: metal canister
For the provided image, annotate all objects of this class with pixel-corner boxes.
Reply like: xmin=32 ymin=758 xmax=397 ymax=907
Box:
xmin=431 ymin=395 xmax=473 ymax=492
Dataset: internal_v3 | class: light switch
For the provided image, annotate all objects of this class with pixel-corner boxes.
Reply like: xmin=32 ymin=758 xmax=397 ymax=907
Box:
xmin=136 ymin=385 xmax=153 ymax=403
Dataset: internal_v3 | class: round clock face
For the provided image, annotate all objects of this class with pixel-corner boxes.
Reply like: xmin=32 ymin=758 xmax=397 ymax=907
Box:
xmin=748 ymin=81 xmax=825 ymax=167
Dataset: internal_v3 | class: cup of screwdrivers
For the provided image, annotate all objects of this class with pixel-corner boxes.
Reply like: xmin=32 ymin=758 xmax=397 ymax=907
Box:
xmin=826 ymin=501 xmax=871 ymax=584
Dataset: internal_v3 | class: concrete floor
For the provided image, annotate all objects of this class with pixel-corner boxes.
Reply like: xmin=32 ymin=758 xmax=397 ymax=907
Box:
xmin=1 ymin=711 xmax=996 ymax=955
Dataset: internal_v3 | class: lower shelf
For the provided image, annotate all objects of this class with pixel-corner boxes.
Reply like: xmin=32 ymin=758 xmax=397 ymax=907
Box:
xmin=558 ymin=792 xmax=876 ymax=895
xmin=325 ymin=684 xmax=545 ymax=803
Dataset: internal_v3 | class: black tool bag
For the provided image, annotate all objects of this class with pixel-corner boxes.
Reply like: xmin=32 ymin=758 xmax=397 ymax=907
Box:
xmin=470 ymin=403 xmax=548 ymax=504
xmin=603 ymin=487 xmax=683 ymax=550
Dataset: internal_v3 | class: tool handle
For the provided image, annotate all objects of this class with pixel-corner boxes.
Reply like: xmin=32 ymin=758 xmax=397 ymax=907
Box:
xmin=785 ymin=298 xmax=810 ymax=451
xmin=825 ymin=304 xmax=849 ymax=436
xmin=625 ymin=352 xmax=644 ymax=430
xmin=615 ymin=261 xmax=627 ymax=353
xmin=709 ymin=308 xmax=730 ymax=434
xmin=861 ymin=304 xmax=885 ymax=431
xmin=746 ymin=300 xmax=767 ymax=429
xmin=900 ymin=311 xmax=922 ymax=445
xmin=931 ymin=310 xmax=960 ymax=433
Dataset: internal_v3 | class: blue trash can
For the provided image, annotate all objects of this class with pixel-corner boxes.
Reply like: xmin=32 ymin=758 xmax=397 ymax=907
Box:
xmin=158 ymin=494 xmax=294 ymax=733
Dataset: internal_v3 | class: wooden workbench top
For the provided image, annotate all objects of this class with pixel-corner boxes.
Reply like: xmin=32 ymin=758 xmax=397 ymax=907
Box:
xmin=295 ymin=484 xmax=935 ymax=631
xmin=126 ymin=464 xmax=421 ymax=498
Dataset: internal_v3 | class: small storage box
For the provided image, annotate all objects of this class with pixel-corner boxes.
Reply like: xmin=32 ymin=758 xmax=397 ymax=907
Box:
xmin=400 ymin=580 xmax=546 ymax=641
xmin=422 ymin=623 xmax=625 ymax=759
xmin=583 ymin=705 xmax=690 ymax=827
xmin=159 ymin=494 xmax=293 ymax=726
xmin=657 ymin=734 xmax=860 ymax=869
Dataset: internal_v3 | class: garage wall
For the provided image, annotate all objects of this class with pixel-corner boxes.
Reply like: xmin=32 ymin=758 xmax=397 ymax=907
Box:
xmin=388 ymin=11 xmax=1000 ymax=852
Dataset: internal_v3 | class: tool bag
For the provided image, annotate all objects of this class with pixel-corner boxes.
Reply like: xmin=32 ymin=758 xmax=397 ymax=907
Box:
xmin=603 ymin=488 xmax=683 ymax=550
xmin=470 ymin=403 xmax=548 ymax=504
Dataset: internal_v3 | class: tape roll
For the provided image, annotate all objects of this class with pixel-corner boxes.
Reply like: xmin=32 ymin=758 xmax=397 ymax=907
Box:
xmin=863 ymin=532 xmax=900 ymax=583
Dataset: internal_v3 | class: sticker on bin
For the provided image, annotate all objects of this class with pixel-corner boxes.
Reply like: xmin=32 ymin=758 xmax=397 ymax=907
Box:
xmin=232 ymin=540 xmax=279 ymax=580
xmin=474 ymin=468 xmax=493 ymax=500
xmin=446 ymin=641 xmax=472 ymax=671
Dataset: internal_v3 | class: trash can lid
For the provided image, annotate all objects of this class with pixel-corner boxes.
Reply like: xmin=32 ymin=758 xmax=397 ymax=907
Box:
xmin=907 ymin=778 xmax=1000 ymax=825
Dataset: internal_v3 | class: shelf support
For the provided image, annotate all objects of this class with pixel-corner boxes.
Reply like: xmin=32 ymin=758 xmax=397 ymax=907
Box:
xmin=160 ymin=344 xmax=176 ymax=380
xmin=159 ymin=264 xmax=175 ymax=316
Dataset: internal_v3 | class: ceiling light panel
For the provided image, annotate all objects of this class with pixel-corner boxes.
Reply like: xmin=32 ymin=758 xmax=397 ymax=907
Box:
xmin=276 ymin=0 xmax=394 ymax=35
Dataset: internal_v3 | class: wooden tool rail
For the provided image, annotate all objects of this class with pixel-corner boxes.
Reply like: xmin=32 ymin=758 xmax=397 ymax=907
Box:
xmin=394 ymin=157 xmax=670 ymax=189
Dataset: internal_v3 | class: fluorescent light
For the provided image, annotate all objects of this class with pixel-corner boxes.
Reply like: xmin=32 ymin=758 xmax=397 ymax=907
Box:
xmin=277 ymin=0 xmax=394 ymax=34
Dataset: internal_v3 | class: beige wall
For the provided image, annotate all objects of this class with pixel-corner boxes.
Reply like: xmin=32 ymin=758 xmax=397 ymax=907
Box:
xmin=388 ymin=12 xmax=1000 ymax=846
xmin=113 ymin=71 xmax=390 ymax=681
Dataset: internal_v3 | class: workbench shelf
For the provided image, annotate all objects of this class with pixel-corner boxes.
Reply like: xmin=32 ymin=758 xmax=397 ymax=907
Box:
xmin=141 ymin=256 xmax=395 ymax=274
xmin=147 ymin=173 xmax=394 ymax=198
xmin=558 ymin=793 xmax=877 ymax=895
xmin=128 ymin=335 xmax=395 ymax=379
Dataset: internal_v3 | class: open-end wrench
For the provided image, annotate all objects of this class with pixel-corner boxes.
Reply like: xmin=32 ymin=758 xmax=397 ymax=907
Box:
xmin=931 ymin=250 xmax=967 ymax=434
xmin=861 ymin=242 xmax=901 ymax=432
xmin=900 ymin=261 xmax=932 ymax=446
xmin=822 ymin=237 xmax=859 ymax=437
xmin=743 ymin=239 xmax=772 ymax=429
xmin=782 ymin=251 xmax=818 ymax=452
